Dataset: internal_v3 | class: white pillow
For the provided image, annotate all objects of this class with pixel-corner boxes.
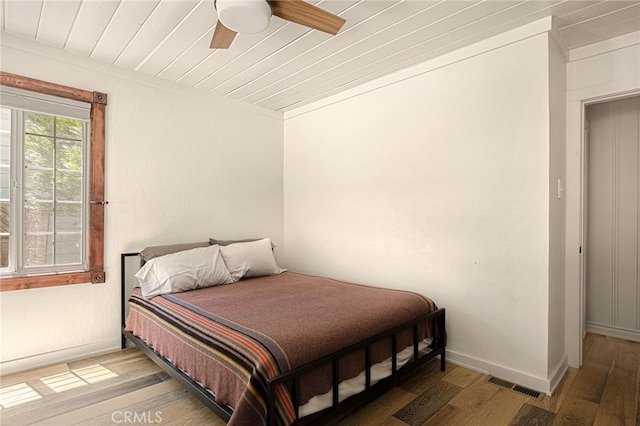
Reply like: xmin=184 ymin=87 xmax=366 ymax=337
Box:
xmin=135 ymin=245 xmax=234 ymax=298
xmin=219 ymin=238 xmax=286 ymax=281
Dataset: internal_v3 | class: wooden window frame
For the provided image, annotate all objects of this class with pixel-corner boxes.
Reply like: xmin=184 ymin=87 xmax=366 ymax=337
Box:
xmin=0 ymin=72 xmax=107 ymax=291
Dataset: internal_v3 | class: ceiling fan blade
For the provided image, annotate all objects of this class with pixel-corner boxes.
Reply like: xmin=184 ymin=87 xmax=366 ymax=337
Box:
xmin=269 ymin=0 xmax=346 ymax=35
xmin=210 ymin=22 xmax=237 ymax=49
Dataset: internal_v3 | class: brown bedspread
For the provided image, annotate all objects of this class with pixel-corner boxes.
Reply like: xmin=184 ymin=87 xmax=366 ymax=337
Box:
xmin=126 ymin=271 xmax=437 ymax=425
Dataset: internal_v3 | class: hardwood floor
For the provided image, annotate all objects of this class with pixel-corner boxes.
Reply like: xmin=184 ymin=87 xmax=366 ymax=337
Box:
xmin=342 ymin=333 xmax=640 ymax=426
xmin=1 ymin=333 xmax=638 ymax=425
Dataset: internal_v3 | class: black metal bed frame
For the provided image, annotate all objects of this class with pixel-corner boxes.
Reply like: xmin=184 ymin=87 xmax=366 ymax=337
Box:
xmin=121 ymin=252 xmax=446 ymax=425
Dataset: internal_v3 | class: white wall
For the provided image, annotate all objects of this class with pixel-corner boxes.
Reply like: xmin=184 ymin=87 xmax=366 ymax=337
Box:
xmin=565 ymin=31 xmax=640 ymax=366
xmin=547 ymin=34 xmax=567 ymax=387
xmin=284 ymin=22 xmax=560 ymax=392
xmin=0 ymin=35 xmax=284 ymax=374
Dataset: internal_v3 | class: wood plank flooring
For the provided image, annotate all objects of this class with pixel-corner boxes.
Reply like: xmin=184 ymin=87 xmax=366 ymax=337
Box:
xmin=1 ymin=333 xmax=638 ymax=425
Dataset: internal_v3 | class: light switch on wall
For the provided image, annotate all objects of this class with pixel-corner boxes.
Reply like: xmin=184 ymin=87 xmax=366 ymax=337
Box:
xmin=557 ymin=178 xmax=564 ymax=199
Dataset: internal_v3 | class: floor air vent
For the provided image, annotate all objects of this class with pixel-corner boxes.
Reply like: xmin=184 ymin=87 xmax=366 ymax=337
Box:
xmin=487 ymin=376 xmax=543 ymax=400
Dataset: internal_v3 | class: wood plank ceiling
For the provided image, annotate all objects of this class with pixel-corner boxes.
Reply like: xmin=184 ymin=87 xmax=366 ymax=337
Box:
xmin=2 ymin=0 xmax=639 ymax=112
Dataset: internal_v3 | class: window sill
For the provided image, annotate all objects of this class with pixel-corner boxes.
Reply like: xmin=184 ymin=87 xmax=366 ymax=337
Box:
xmin=0 ymin=271 xmax=104 ymax=291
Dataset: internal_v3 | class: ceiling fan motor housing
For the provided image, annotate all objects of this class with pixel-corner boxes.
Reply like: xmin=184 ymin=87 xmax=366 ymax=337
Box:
xmin=215 ymin=0 xmax=273 ymax=34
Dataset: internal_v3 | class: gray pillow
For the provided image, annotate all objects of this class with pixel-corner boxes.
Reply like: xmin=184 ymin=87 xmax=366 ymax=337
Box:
xmin=209 ymin=238 xmax=262 ymax=246
xmin=140 ymin=241 xmax=210 ymax=263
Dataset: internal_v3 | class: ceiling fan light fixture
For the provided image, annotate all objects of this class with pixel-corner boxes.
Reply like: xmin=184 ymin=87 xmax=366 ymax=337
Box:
xmin=215 ymin=0 xmax=272 ymax=34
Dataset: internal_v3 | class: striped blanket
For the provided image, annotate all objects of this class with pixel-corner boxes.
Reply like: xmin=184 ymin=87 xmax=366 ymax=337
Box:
xmin=125 ymin=272 xmax=437 ymax=425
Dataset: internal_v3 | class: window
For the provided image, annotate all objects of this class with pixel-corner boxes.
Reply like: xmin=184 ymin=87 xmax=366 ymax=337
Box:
xmin=0 ymin=72 xmax=107 ymax=291
xmin=1 ymin=93 xmax=89 ymax=274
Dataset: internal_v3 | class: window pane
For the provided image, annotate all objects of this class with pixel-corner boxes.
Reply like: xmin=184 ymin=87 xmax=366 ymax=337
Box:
xmin=22 ymin=113 xmax=85 ymax=270
xmin=56 ymin=139 xmax=82 ymax=171
xmin=0 ymin=107 xmax=10 ymax=269
xmin=25 ymin=112 xmax=53 ymax=137
xmin=55 ymin=202 xmax=81 ymax=232
xmin=55 ymin=117 xmax=82 ymax=140
xmin=54 ymin=233 xmax=81 ymax=265
xmin=1 ymin=107 xmax=11 ymax=200
xmin=0 ymin=163 xmax=9 ymax=200
xmin=0 ymin=201 xmax=9 ymax=268
xmin=24 ymin=233 xmax=53 ymax=267
xmin=56 ymin=170 xmax=82 ymax=201
xmin=24 ymin=135 xmax=54 ymax=168
xmin=24 ymin=169 xmax=54 ymax=200
xmin=24 ymin=201 xmax=53 ymax=233
xmin=0 ymin=107 xmax=10 ymax=167
xmin=0 ymin=235 xmax=8 ymax=268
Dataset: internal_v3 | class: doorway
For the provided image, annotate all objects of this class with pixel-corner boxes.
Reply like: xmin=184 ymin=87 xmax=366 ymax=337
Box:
xmin=585 ymin=95 xmax=640 ymax=343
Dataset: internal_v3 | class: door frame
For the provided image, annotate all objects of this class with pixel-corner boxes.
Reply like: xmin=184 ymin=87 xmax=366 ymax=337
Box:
xmin=566 ymin=89 xmax=640 ymax=367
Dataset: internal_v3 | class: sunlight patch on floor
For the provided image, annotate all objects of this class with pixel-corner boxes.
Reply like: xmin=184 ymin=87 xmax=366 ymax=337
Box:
xmin=0 ymin=363 xmax=119 ymax=409
xmin=40 ymin=370 xmax=87 ymax=392
xmin=73 ymin=364 xmax=119 ymax=384
xmin=40 ymin=364 xmax=118 ymax=392
xmin=0 ymin=383 xmax=42 ymax=408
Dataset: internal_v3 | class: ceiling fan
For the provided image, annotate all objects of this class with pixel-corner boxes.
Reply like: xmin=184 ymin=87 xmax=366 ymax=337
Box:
xmin=210 ymin=0 xmax=346 ymax=49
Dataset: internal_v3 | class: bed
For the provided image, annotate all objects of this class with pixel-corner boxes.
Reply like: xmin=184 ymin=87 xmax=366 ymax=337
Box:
xmin=120 ymin=238 xmax=446 ymax=425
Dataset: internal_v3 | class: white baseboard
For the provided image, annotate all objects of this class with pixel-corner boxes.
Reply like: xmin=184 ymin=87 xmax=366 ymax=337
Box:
xmin=446 ymin=350 xmax=568 ymax=396
xmin=0 ymin=339 xmax=121 ymax=376
xmin=586 ymin=322 xmax=640 ymax=343
xmin=548 ymin=356 xmax=569 ymax=394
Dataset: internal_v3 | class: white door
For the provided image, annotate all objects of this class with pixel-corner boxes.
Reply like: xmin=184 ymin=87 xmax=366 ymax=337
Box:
xmin=586 ymin=95 xmax=640 ymax=342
